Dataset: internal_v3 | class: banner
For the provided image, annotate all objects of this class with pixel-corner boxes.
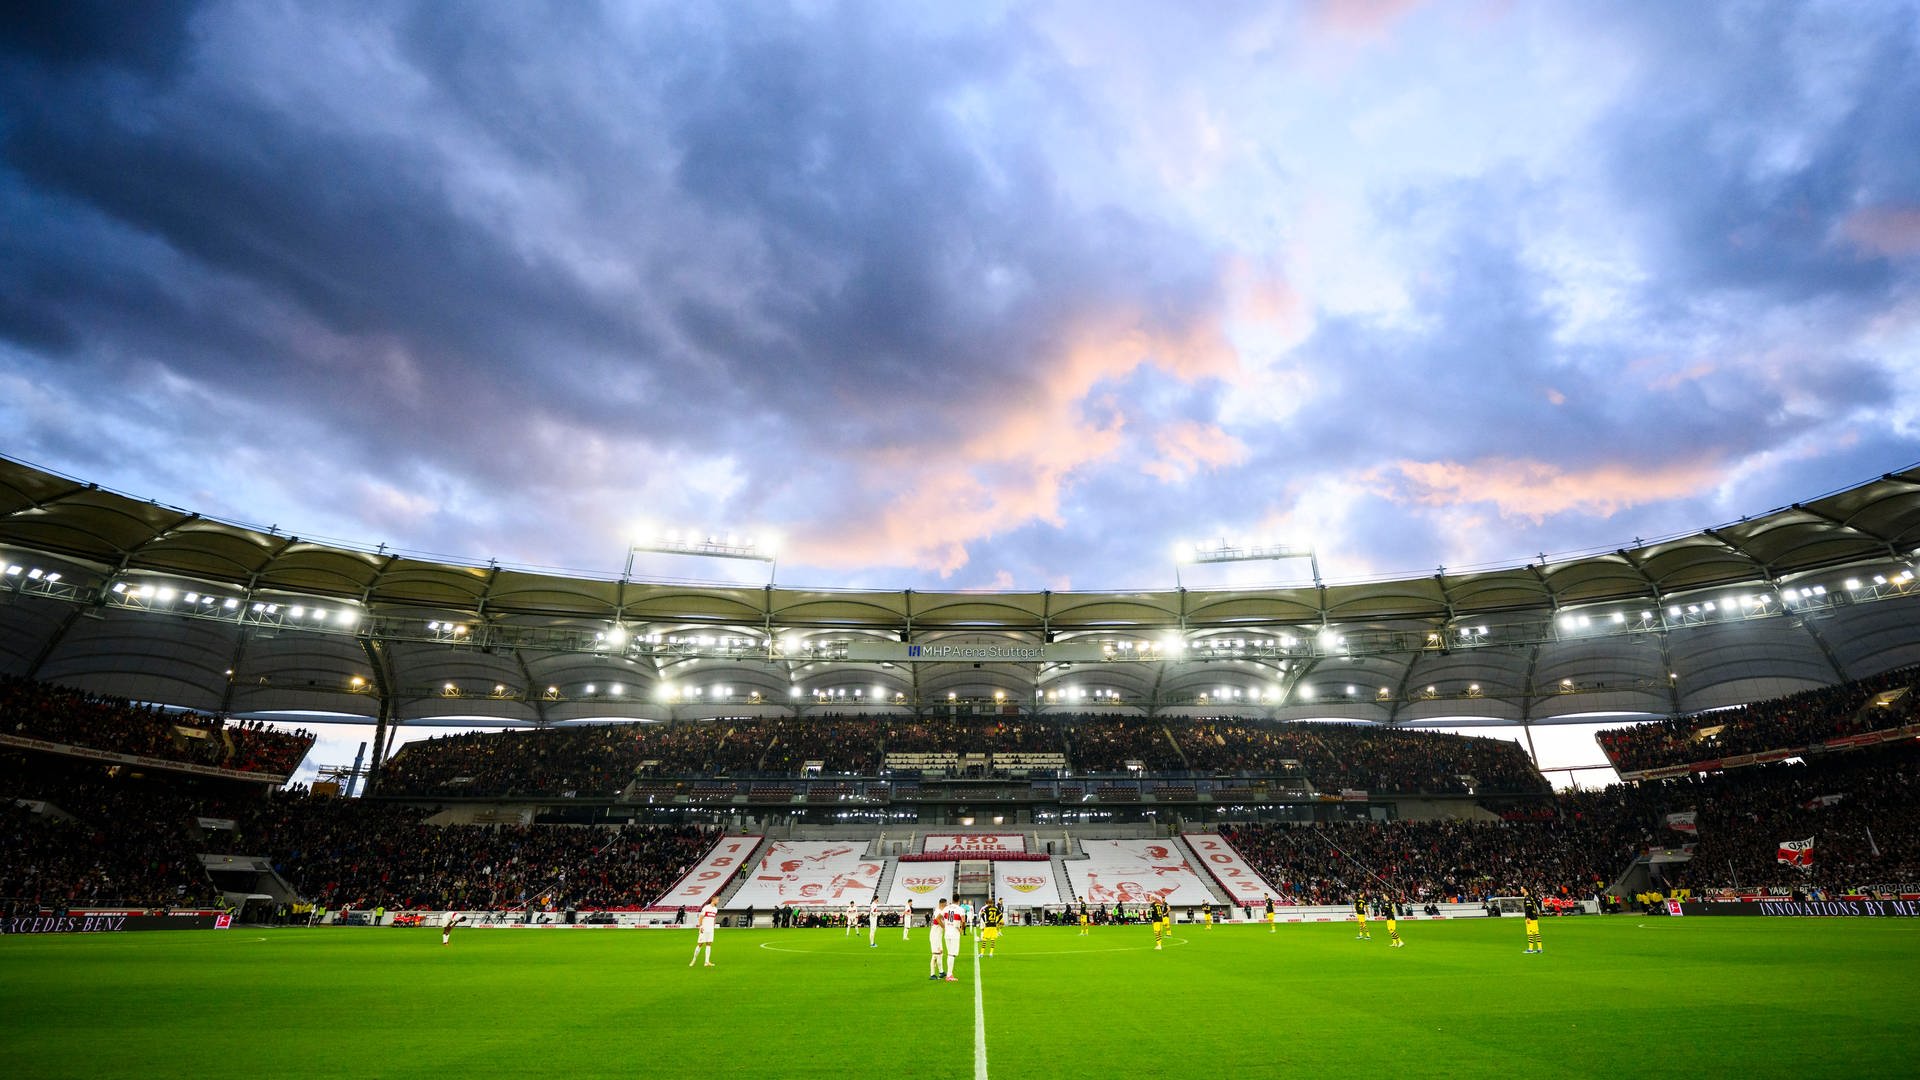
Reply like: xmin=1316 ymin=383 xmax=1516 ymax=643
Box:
xmin=886 ymin=862 xmax=956 ymax=908
xmin=649 ymin=834 xmax=761 ymax=910
xmin=1665 ymin=811 xmax=1697 ymax=833
xmin=1183 ymin=833 xmax=1284 ymax=905
xmin=923 ymin=833 xmax=1026 ymax=855
xmin=1680 ymin=899 xmax=1920 ymax=918
xmin=729 ymin=841 xmax=881 ymax=908
xmin=992 ymin=863 xmax=1061 ymax=907
xmin=3 ymin=913 xmax=231 ymax=934
xmin=1777 ymin=837 xmax=1815 ymax=867
xmin=1801 ymin=794 xmax=1845 ymax=810
xmin=1065 ymin=839 xmax=1217 ymax=906
xmin=196 ymin=817 xmax=237 ymax=831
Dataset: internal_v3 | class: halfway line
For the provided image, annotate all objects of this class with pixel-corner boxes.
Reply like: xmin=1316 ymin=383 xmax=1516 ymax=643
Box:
xmin=972 ymin=935 xmax=989 ymax=1080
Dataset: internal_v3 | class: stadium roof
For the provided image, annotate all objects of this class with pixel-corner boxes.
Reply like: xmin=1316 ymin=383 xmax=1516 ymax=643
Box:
xmin=3 ymin=455 xmax=1919 ymax=728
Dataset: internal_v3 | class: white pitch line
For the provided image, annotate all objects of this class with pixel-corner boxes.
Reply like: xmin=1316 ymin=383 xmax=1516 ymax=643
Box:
xmin=972 ymin=936 xmax=989 ymax=1080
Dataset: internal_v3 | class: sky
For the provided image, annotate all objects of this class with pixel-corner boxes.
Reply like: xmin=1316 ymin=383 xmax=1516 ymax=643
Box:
xmin=5 ymin=0 xmax=1920 ymax=598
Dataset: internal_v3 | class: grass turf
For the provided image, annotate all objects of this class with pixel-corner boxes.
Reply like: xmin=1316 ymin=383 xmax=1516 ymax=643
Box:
xmin=3 ymin=916 xmax=1918 ymax=1079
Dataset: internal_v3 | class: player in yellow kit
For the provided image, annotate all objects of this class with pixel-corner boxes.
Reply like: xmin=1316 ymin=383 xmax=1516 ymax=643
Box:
xmin=1353 ymin=894 xmax=1370 ymax=940
xmin=1077 ymin=900 xmax=1091 ymax=936
xmin=1385 ymin=896 xmax=1403 ymax=948
xmin=980 ymin=900 xmax=1004 ymax=958
xmin=1522 ymin=888 xmax=1544 ymax=954
xmin=1149 ymin=897 xmax=1171 ymax=950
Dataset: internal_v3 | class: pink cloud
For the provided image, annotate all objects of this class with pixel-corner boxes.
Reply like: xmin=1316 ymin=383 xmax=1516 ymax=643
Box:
xmin=1625 ymin=355 xmax=1719 ymax=392
xmin=1379 ymin=455 xmax=1728 ymax=523
xmin=1839 ymin=206 xmax=1920 ymax=257
xmin=1225 ymin=257 xmax=1305 ymax=330
xmin=788 ymin=306 xmax=1240 ymax=576
xmin=1142 ymin=420 xmax=1249 ymax=482
xmin=1311 ymin=0 xmax=1426 ymax=38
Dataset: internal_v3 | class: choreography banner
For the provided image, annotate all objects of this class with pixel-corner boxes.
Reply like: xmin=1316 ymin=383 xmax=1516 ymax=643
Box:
xmin=1065 ymin=839 xmax=1216 ymax=906
xmin=993 ymin=862 xmax=1061 ymax=907
xmin=1665 ymin=812 xmax=1697 ymax=833
xmin=730 ymin=841 xmax=881 ymax=908
xmin=650 ymin=835 xmax=761 ymax=910
xmin=886 ymin=862 xmax=957 ymax=908
xmin=1777 ymin=838 xmax=1815 ymax=868
xmin=1183 ymin=833 xmax=1283 ymax=905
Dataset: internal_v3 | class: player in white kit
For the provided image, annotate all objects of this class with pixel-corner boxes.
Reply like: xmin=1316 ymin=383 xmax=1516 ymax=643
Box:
xmin=928 ymin=898 xmax=950 ymax=980
xmin=845 ymin=900 xmax=861 ymax=937
xmin=689 ymin=899 xmax=717 ymax=967
xmin=940 ymin=898 xmax=964 ymax=981
xmin=901 ymin=901 xmax=913 ymax=940
xmin=866 ymin=899 xmax=881 ymax=947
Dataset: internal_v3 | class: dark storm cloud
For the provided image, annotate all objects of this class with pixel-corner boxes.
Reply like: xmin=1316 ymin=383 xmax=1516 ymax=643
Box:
xmin=0 ymin=0 xmax=201 ymax=77
xmin=1593 ymin=2 xmax=1920 ymax=300
xmin=1 ymin=1 xmax=1917 ymax=588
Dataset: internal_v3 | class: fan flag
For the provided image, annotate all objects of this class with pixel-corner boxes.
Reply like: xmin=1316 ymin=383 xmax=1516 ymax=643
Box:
xmin=1665 ymin=811 xmax=1697 ymax=833
xmin=1776 ymin=837 xmax=1815 ymax=867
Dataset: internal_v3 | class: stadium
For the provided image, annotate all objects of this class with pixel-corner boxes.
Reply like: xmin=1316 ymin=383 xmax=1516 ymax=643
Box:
xmin=7 ymin=3 xmax=1920 ymax=1079
xmin=5 ymin=455 xmax=1920 ymax=1077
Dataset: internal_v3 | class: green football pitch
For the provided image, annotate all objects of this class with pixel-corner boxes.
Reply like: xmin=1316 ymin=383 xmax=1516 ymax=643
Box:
xmin=4 ymin=917 xmax=1918 ymax=1079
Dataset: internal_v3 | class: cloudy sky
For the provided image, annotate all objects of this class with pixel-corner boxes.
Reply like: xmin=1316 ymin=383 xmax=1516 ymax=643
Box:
xmin=5 ymin=0 xmax=1919 ymax=593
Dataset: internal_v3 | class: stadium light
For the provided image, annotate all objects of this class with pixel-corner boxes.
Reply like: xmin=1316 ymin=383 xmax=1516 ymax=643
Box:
xmin=1173 ymin=539 xmax=1321 ymax=588
xmin=626 ymin=526 xmax=780 ymax=584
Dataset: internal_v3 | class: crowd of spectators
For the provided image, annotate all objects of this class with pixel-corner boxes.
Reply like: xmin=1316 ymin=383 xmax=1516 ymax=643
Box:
xmin=755 ymin=717 xmax=882 ymax=774
xmin=382 ymin=726 xmax=656 ymax=798
xmin=1598 ymin=665 xmax=1920 ymax=773
xmin=0 ymin=675 xmax=313 ymax=777
xmin=369 ymin=714 xmax=1552 ymax=795
xmin=228 ymin=797 xmax=719 ymax=910
xmin=1306 ymin=725 xmax=1549 ymax=794
xmin=7 ymin=727 xmax=1918 ymax=909
xmin=1061 ymin=715 xmax=1186 ymax=772
xmin=1657 ymin=741 xmax=1920 ymax=888
xmin=883 ymin=717 xmax=1063 ymax=755
xmin=1224 ymin=738 xmax=1920 ymax=900
xmin=0 ymin=746 xmax=724 ymax=912
xmin=0 ymin=751 xmax=223 ymax=908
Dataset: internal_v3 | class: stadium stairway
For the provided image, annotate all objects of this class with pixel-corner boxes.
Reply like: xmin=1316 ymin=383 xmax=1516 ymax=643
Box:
xmin=713 ymin=836 xmax=775 ymax=910
xmin=1048 ymin=858 xmax=1077 ymax=903
xmin=872 ymin=857 xmax=900 ymax=901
